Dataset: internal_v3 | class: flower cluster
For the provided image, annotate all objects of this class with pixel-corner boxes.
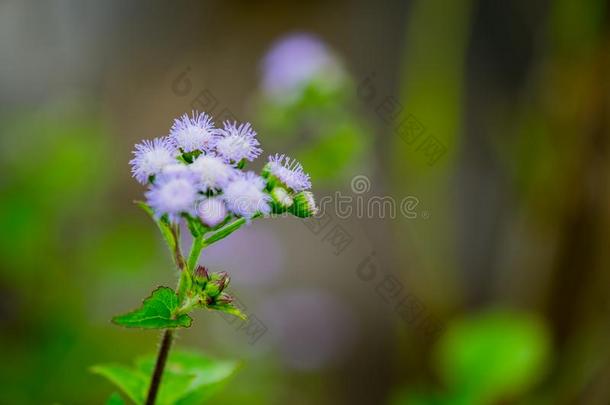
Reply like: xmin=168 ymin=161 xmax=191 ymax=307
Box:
xmin=130 ymin=111 xmax=317 ymax=227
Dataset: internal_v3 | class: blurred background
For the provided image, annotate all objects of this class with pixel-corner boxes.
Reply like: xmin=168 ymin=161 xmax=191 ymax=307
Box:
xmin=1 ymin=0 xmax=609 ymax=404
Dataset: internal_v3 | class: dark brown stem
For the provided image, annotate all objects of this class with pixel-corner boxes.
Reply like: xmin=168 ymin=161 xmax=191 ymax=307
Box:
xmin=145 ymin=329 xmax=174 ymax=405
xmin=171 ymin=225 xmax=185 ymax=271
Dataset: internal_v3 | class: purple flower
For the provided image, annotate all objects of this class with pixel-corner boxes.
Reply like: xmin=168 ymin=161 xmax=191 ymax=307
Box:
xmin=129 ymin=137 xmax=177 ymax=184
xmin=266 ymin=153 xmax=311 ymax=192
xmin=189 ymin=154 xmax=236 ymax=190
xmin=169 ymin=111 xmax=218 ymax=153
xmin=222 ymin=171 xmax=270 ymax=218
xmin=197 ymin=197 xmax=228 ymax=227
xmin=145 ymin=176 xmax=198 ymax=221
xmin=215 ymin=121 xmax=262 ymax=163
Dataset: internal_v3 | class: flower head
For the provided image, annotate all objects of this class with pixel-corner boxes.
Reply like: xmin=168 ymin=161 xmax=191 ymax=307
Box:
xmin=190 ymin=154 xmax=236 ymax=191
xmin=216 ymin=121 xmax=262 ymax=163
xmin=145 ymin=176 xmax=198 ymax=221
xmin=265 ymin=153 xmax=311 ymax=192
xmin=271 ymin=186 xmax=294 ymax=209
xmin=289 ymin=191 xmax=317 ymax=218
xmin=223 ymin=171 xmax=271 ymax=218
xmin=157 ymin=162 xmax=196 ymax=182
xmin=130 ymin=137 xmax=177 ymax=184
xmin=169 ymin=111 xmax=218 ymax=153
xmin=197 ymin=197 xmax=228 ymax=227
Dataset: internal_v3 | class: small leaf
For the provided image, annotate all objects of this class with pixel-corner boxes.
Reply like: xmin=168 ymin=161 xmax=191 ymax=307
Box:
xmin=207 ymin=302 xmax=247 ymax=320
xmin=106 ymin=392 xmax=127 ymax=405
xmin=91 ymin=364 xmax=147 ymax=405
xmin=112 ymin=287 xmax=192 ymax=329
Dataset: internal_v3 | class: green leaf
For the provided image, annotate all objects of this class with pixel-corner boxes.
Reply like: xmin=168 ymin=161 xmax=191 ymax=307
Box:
xmin=92 ymin=350 xmax=239 ymax=405
xmin=135 ymin=201 xmax=177 ymax=252
xmin=137 ymin=350 xmax=241 ymax=405
xmin=91 ymin=364 xmax=147 ymax=405
xmin=112 ymin=287 xmax=192 ymax=329
xmin=206 ymin=302 xmax=247 ymax=320
xmin=106 ymin=392 xmax=127 ymax=405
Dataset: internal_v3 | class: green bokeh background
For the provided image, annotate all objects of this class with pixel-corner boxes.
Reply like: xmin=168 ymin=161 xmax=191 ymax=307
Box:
xmin=1 ymin=1 xmax=609 ymax=404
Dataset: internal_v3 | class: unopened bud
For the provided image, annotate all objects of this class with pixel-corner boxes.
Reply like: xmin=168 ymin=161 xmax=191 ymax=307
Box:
xmin=205 ymin=271 xmax=230 ymax=297
xmin=215 ymin=292 xmax=234 ymax=305
xmin=271 ymin=186 xmax=294 ymax=212
xmin=289 ymin=191 xmax=318 ymax=218
xmin=194 ymin=265 xmax=209 ymax=283
xmin=216 ymin=271 xmax=230 ymax=290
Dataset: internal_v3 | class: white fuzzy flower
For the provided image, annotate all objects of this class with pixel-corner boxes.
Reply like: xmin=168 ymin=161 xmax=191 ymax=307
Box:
xmin=223 ymin=172 xmax=271 ymax=218
xmin=189 ymin=154 xmax=236 ymax=190
xmin=130 ymin=137 xmax=177 ymax=184
xmin=169 ymin=111 xmax=218 ymax=153
xmin=215 ymin=121 xmax=262 ymax=163
xmin=266 ymin=153 xmax=311 ymax=192
xmin=197 ymin=197 xmax=228 ymax=227
xmin=145 ymin=176 xmax=198 ymax=221
xmin=158 ymin=163 xmax=193 ymax=181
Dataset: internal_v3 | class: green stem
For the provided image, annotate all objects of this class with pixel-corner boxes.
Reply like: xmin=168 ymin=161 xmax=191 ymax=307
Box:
xmin=204 ymin=217 xmax=247 ymax=245
xmin=187 ymin=236 xmax=206 ymax=273
xmin=145 ymin=329 xmax=174 ymax=405
xmin=185 ymin=217 xmax=248 ymax=272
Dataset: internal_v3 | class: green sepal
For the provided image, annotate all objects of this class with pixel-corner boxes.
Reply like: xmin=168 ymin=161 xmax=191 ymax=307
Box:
xmin=182 ymin=213 xmax=209 ymax=238
xmin=181 ymin=150 xmax=202 ymax=163
xmin=112 ymin=287 xmax=192 ymax=329
xmin=288 ymin=191 xmax=317 ymax=218
xmin=207 ymin=302 xmax=247 ymax=320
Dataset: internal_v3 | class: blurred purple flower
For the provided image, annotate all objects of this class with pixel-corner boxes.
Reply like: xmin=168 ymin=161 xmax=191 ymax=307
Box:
xmin=260 ymin=32 xmax=344 ymax=101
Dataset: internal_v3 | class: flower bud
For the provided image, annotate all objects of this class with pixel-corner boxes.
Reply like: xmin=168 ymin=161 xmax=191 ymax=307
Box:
xmin=270 ymin=186 xmax=294 ymax=213
xmin=215 ymin=292 xmax=234 ymax=305
xmin=289 ymin=191 xmax=318 ymax=218
xmin=205 ymin=271 xmax=230 ymax=297
xmin=216 ymin=271 xmax=230 ymax=290
xmin=193 ymin=265 xmax=209 ymax=283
